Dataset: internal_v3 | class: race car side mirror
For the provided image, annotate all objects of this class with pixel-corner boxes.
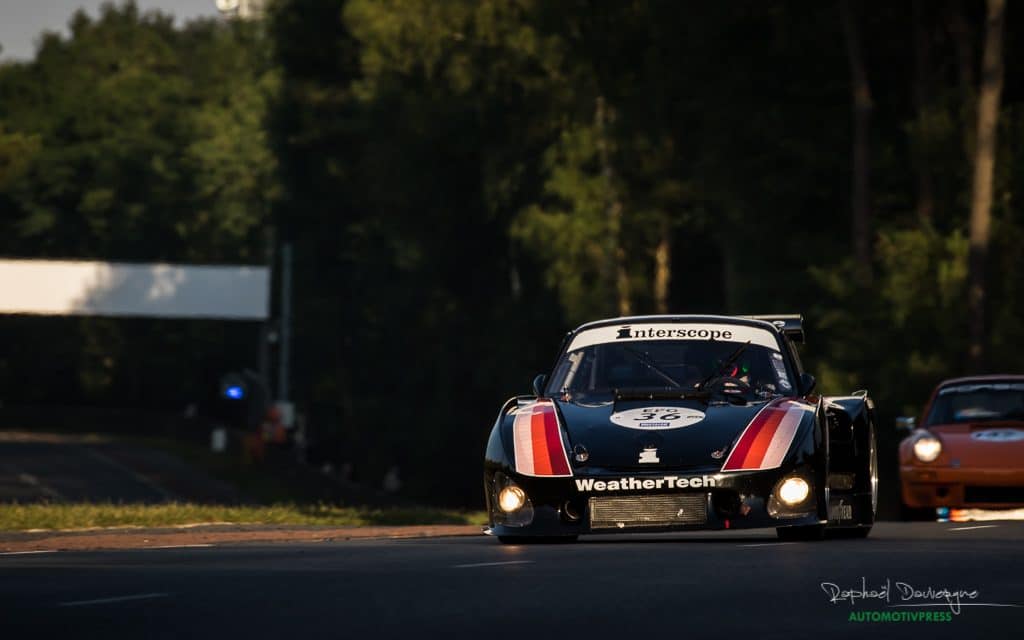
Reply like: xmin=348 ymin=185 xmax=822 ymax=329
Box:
xmin=532 ymin=374 xmax=548 ymax=397
xmin=895 ymin=416 xmax=916 ymax=434
xmin=798 ymin=372 xmax=816 ymax=396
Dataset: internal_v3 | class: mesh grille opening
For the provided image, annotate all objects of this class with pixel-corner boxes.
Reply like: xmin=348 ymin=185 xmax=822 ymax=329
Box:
xmin=589 ymin=494 xmax=707 ymax=530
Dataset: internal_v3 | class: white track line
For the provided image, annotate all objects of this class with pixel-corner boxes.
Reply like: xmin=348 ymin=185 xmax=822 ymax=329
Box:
xmin=59 ymin=593 xmax=170 ymax=607
xmin=0 ymin=550 xmax=57 ymax=556
xmin=453 ymin=560 xmax=534 ymax=569
xmin=947 ymin=524 xmax=999 ymax=531
xmin=738 ymin=542 xmax=794 ymax=547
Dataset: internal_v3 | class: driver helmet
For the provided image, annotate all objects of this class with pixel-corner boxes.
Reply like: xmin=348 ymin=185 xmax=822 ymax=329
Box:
xmin=725 ymin=361 xmax=751 ymax=380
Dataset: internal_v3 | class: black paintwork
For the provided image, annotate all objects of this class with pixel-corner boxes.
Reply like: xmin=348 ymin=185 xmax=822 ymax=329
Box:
xmin=484 ymin=315 xmax=876 ymax=539
xmin=548 ymin=399 xmax=764 ymax=471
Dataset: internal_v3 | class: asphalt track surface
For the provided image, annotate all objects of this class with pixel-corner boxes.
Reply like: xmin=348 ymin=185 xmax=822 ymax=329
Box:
xmin=0 ymin=436 xmax=238 ymax=503
xmin=2 ymin=522 xmax=1022 ymax=640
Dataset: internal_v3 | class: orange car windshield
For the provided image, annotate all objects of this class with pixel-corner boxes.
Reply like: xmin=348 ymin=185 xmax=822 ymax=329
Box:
xmin=926 ymin=383 xmax=1024 ymax=425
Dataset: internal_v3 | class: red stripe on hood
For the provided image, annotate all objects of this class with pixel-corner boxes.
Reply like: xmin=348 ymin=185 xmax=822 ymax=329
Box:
xmin=540 ymin=403 xmax=571 ymax=475
xmin=722 ymin=398 xmax=793 ymax=471
xmin=530 ymin=408 xmax=554 ymax=475
xmin=736 ymin=407 xmax=786 ymax=469
xmin=513 ymin=400 xmax=572 ymax=477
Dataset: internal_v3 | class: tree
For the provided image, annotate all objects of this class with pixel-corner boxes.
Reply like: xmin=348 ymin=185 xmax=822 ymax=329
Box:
xmin=967 ymin=0 xmax=1005 ymax=372
xmin=840 ymin=0 xmax=874 ymax=285
xmin=911 ymin=0 xmax=935 ymax=223
xmin=0 ymin=2 xmax=275 ymax=406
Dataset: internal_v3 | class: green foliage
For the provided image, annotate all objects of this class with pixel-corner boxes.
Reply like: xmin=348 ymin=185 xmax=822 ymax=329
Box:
xmin=0 ymin=3 xmax=274 ymax=261
xmin=811 ymin=225 xmax=971 ymax=417
xmin=513 ymin=124 xmax=623 ymax=322
xmin=3 ymin=0 xmax=1024 ymax=508
xmin=876 ymin=225 xmax=968 ymax=327
xmin=0 ymin=126 xmax=40 ymax=189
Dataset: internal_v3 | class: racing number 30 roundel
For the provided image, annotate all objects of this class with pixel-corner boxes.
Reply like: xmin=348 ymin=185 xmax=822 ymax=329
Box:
xmin=610 ymin=407 xmax=706 ymax=430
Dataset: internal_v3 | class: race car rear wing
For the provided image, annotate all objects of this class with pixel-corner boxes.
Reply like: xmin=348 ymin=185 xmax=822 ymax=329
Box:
xmin=741 ymin=314 xmax=804 ymax=343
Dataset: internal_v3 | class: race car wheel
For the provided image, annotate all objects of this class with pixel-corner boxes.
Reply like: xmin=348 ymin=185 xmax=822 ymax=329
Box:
xmin=844 ymin=419 xmax=876 ymax=538
xmin=776 ymin=524 xmax=825 ymax=541
xmin=825 ymin=412 xmax=878 ymax=539
xmin=498 ymin=536 xmax=578 ymax=545
xmin=865 ymin=420 xmax=878 ymax=522
xmin=830 ymin=418 xmax=876 ymax=538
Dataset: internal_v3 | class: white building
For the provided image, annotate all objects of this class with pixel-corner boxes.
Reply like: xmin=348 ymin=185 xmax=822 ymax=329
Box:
xmin=215 ymin=0 xmax=266 ymax=20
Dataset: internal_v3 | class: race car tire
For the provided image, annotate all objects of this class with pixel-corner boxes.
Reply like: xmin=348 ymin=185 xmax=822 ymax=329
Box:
xmin=776 ymin=524 xmax=825 ymax=541
xmin=860 ymin=420 xmax=878 ymax=526
xmin=498 ymin=536 xmax=578 ymax=545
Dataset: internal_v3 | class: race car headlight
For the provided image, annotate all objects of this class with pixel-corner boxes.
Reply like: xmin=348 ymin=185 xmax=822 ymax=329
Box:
xmin=491 ymin=473 xmax=535 ymax=527
xmin=769 ymin=472 xmax=815 ymax=518
xmin=912 ymin=434 xmax=942 ymax=463
xmin=498 ymin=485 xmax=527 ymax=513
xmin=778 ymin=477 xmax=810 ymax=506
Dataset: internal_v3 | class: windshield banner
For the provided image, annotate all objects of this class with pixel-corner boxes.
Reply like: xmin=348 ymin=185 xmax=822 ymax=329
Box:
xmin=568 ymin=323 xmax=780 ymax=352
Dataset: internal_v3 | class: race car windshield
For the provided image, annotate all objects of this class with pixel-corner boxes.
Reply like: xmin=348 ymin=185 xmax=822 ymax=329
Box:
xmin=925 ymin=383 xmax=1024 ymax=425
xmin=546 ymin=339 xmax=795 ymax=401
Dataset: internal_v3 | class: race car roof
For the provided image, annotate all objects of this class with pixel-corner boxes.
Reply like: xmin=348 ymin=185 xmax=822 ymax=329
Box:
xmin=572 ymin=314 xmax=802 ymax=340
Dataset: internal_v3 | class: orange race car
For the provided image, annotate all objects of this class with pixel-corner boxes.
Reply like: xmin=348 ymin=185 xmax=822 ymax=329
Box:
xmin=899 ymin=375 xmax=1024 ymax=518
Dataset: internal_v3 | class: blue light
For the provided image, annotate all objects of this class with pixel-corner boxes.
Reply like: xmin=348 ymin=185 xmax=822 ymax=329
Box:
xmin=225 ymin=385 xmax=245 ymax=400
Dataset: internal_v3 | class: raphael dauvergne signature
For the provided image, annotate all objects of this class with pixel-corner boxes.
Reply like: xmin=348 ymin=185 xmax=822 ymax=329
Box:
xmin=820 ymin=578 xmax=981 ymax=614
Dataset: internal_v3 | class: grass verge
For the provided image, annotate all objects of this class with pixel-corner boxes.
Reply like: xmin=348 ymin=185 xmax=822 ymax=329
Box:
xmin=0 ymin=503 xmax=487 ymax=532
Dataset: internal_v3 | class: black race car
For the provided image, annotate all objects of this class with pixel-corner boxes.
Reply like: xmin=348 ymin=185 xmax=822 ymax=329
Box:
xmin=484 ymin=315 xmax=877 ymax=542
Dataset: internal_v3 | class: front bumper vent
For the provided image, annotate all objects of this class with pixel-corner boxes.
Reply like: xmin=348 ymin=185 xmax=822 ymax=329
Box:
xmin=589 ymin=494 xmax=707 ymax=530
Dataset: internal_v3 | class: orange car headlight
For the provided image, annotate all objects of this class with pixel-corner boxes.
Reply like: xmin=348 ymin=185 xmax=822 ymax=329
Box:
xmin=912 ymin=434 xmax=942 ymax=463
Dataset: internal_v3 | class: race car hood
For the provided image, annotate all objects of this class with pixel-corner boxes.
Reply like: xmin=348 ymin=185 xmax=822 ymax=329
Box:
xmin=555 ymin=397 xmax=788 ymax=472
xmin=923 ymin=421 xmax=1024 ymax=468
